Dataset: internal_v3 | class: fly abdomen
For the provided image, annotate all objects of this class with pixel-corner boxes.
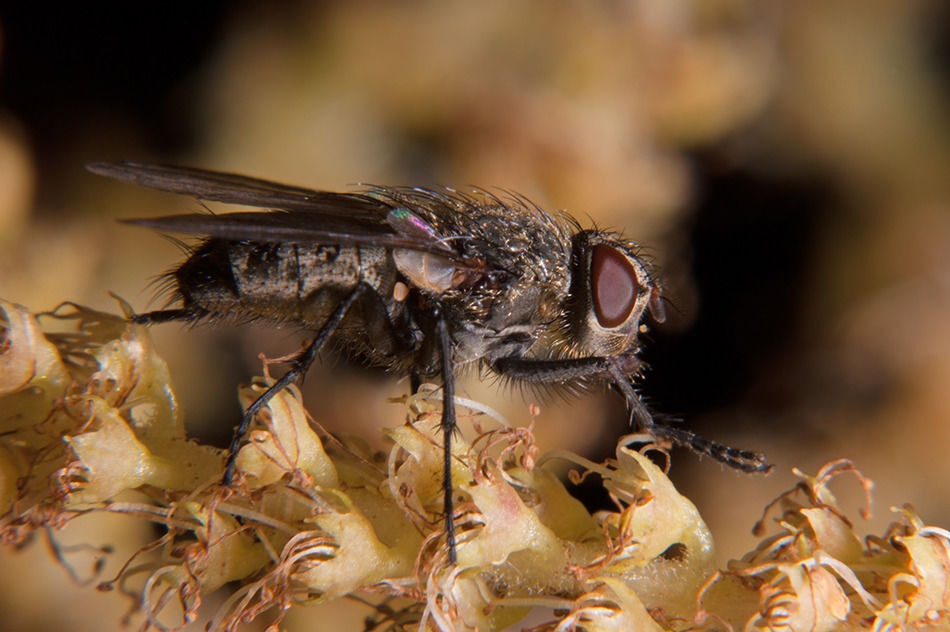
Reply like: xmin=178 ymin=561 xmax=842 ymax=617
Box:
xmin=229 ymin=242 xmax=302 ymax=304
xmin=296 ymin=244 xmax=397 ymax=328
xmin=181 ymin=240 xmax=306 ymax=324
xmin=173 ymin=239 xmax=242 ymax=316
xmin=174 ymin=240 xmax=398 ymax=329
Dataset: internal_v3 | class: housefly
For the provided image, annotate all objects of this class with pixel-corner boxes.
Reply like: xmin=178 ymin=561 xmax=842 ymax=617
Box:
xmin=87 ymin=162 xmax=771 ymax=563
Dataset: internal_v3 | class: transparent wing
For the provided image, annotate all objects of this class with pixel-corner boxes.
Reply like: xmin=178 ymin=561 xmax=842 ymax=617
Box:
xmin=89 ymin=161 xmax=459 ymax=255
xmin=88 ymin=162 xmax=385 ymax=217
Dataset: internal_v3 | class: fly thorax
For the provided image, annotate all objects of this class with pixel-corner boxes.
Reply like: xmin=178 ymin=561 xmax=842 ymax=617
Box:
xmin=460 ymin=280 xmax=551 ymax=362
xmin=452 ymin=323 xmax=538 ymax=366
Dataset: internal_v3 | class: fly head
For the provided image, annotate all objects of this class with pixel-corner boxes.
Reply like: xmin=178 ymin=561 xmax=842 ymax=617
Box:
xmin=566 ymin=229 xmax=665 ymax=360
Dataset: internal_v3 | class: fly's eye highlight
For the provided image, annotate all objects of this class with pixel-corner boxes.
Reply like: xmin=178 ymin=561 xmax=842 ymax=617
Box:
xmin=591 ymin=244 xmax=640 ymax=328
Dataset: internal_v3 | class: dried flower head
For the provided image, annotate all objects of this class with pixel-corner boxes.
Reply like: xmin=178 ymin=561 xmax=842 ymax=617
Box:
xmin=2 ymin=299 xmax=948 ymax=631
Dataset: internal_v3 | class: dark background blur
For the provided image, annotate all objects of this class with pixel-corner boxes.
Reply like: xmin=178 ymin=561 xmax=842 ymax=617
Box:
xmin=2 ymin=2 xmax=949 ymax=630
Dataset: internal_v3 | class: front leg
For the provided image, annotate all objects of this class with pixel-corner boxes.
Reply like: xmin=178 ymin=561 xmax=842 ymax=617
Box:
xmin=493 ymin=353 xmax=651 ymax=428
xmin=435 ymin=315 xmax=458 ymax=564
xmin=492 ymin=354 xmax=642 ymax=386
xmin=492 ymin=354 xmax=772 ymax=474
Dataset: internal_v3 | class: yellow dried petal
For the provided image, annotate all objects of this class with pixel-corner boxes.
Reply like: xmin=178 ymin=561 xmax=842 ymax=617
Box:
xmin=558 ymin=578 xmax=665 ymax=632
xmin=800 ymin=507 xmax=864 ymax=562
xmin=509 ymin=466 xmax=601 ymax=542
xmin=779 ymin=563 xmax=851 ymax=632
xmin=458 ymin=461 xmax=564 ymax=569
xmin=165 ymin=503 xmax=271 ymax=593
xmin=65 ymin=399 xmax=163 ymax=501
xmin=295 ymin=502 xmax=411 ymax=599
xmin=234 ymin=382 xmax=339 ymax=489
xmin=0 ymin=442 xmax=22 ymax=514
xmin=65 ymin=399 xmax=211 ymax=501
xmin=0 ymin=301 xmax=68 ymax=440
xmin=0 ymin=300 xmax=67 ymax=396
xmin=608 ymin=448 xmax=714 ymax=566
xmin=895 ymin=528 xmax=950 ymax=616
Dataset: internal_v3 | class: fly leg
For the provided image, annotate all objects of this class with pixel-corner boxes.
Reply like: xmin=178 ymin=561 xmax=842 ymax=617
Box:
xmin=604 ymin=362 xmax=772 ymax=474
xmin=493 ymin=355 xmax=630 ymax=384
xmin=435 ymin=315 xmax=458 ymax=564
xmin=493 ymin=354 xmax=772 ymax=474
xmin=130 ymin=307 xmax=207 ymax=324
xmin=222 ymin=283 xmax=367 ymax=485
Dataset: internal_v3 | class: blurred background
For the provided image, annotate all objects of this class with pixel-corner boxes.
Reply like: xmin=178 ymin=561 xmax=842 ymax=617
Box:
xmin=1 ymin=1 xmax=949 ymax=630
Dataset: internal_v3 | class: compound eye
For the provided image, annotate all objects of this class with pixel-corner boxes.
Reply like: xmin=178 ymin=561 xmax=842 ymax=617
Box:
xmin=591 ymin=244 xmax=640 ymax=328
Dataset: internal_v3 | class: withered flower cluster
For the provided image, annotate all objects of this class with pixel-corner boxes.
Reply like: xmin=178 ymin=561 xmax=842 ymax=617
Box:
xmin=1 ymin=300 xmax=948 ymax=631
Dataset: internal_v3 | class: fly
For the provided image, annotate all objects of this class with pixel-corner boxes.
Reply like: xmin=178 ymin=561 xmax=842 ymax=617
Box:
xmin=86 ymin=161 xmax=772 ymax=564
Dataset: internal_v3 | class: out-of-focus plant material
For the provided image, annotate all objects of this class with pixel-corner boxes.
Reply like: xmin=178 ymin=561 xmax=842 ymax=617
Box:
xmin=2 ymin=300 xmax=948 ymax=631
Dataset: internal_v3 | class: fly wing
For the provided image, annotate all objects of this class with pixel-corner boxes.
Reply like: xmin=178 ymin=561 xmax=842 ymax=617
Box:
xmin=87 ymin=161 xmax=386 ymax=218
xmin=88 ymin=161 xmax=461 ymax=257
xmin=120 ymin=212 xmax=459 ymax=253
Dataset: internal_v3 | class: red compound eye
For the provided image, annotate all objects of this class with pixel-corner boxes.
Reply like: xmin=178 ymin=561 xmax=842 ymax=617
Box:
xmin=591 ymin=245 xmax=639 ymax=328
